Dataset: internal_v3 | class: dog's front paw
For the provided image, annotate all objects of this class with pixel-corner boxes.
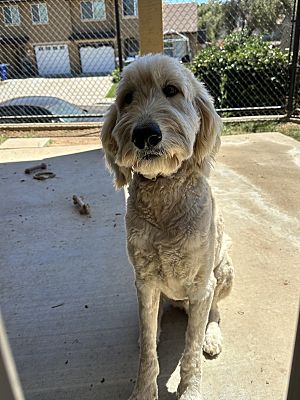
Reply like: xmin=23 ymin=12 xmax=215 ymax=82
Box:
xmin=128 ymin=384 xmax=158 ymax=400
xmin=128 ymin=394 xmax=157 ymax=400
xmin=177 ymin=387 xmax=202 ymax=400
xmin=128 ymin=395 xmax=157 ymax=400
xmin=203 ymin=322 xmax=223 ymax=357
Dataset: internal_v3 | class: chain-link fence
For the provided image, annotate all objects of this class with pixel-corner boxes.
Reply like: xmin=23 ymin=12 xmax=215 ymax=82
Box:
xmin=0 ymin=0 xmax=140 ymax=122
xmin=193 ymin=0 xmax=296 ymax=116
xmin=288 ymin=0 xmax=300 ymax=119
xmin=0 ymin=0 xmax=298 ymax=123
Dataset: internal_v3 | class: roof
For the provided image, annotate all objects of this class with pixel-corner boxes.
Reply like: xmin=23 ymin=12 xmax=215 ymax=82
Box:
xmin=163 ymin=2 xmax=198 ymax=34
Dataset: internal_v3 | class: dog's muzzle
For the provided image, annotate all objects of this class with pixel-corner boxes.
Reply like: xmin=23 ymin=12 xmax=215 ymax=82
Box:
xmin=132 ymin=122 xmax=162 ymax=150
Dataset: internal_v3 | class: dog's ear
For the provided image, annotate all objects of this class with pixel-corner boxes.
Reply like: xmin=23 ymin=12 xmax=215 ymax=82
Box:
xmin=101 ymin=104 xmax=131 ymax=189
xmin=192 ymin=80 xmax=222 ymax=173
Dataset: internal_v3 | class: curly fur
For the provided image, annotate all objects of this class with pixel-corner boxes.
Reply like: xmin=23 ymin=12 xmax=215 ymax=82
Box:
xmin=101 ymin=54 xmax=234 ymax=400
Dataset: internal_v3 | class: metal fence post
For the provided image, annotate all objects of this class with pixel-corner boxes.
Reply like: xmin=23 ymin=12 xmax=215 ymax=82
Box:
xmin=114 ymin=0 xmax=123 ymax=72
xmin=287 ymin=0 xmax=300 ymax=118
xmin=287 ymin=310 xmax=300 ymax=400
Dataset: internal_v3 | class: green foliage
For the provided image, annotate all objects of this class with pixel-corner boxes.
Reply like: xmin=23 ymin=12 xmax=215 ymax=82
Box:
xmin=198 ymin=0 xmax=223 ymax=42
xmin=106 ymin=83 xmax=117 ymax=98
xmin=222 ymin=0 xmax=294 ymax=35
xmin=111 ymin=68 xmax=121 ymax=83
xmin=191 ymin=33 xmax=289 ymax=111
xmin=198 ymin=0 xmax=294 ymax=41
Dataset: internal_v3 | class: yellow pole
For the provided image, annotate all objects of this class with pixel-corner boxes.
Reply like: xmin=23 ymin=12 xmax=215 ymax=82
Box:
xmin=138 ymin=0 xmax=163 ymax=55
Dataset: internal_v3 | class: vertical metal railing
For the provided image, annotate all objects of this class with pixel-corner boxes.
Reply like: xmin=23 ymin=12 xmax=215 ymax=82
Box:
xmin=114 ymin=0 xmax=123 ymax=72
xmin=287 ymin=0 xmax=300 ymax=117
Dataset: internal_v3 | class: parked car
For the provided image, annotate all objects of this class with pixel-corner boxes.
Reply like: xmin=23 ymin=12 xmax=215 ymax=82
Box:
xmin=0 ymin=96 xmax=103 ymax=123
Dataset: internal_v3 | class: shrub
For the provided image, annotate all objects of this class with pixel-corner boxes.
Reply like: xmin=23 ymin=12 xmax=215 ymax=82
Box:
xmin=191 ymin=32 xmax=289 ymax=113
xmin=111 ymin=67 xmax=121 ymax=83
xmin=190 ymin=46 xmax=224 ymax=108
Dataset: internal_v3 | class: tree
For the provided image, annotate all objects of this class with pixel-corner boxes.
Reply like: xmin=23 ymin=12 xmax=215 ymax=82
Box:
xmin=198 ymin=0 xmax=294 ymax=42
xmin=198 ymin=0 xmax=223 ymax=42
xmin=222 ymin=0 xmax=294 ymax=35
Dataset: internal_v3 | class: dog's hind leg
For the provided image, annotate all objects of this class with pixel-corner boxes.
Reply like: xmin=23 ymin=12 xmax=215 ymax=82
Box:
xmin=203 ymin=251 xmax=234 ymax=357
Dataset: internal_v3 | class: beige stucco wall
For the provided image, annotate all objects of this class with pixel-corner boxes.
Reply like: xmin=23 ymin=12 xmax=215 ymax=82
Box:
xmin=69 ymin=0 xmax=115 ymax=36
xmin=0 ymin=0 xmax=140 ymax=76
xmin=0 ymin=1 xmax=72 ymax=42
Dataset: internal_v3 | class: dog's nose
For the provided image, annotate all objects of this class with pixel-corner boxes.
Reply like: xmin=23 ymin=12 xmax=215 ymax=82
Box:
xmin=132 ymin=122 xmax=162 ymax=150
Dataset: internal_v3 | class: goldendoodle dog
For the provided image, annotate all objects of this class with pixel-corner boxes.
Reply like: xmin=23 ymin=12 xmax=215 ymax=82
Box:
xmin=101 ymin=54 xmax=234 ymax=400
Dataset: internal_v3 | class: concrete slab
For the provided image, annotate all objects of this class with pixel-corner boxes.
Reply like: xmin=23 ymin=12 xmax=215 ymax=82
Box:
xmin=0 ymin=132 xmax=299 ymax=400
xmin=0 ymin=138 xmax=50 ymax=149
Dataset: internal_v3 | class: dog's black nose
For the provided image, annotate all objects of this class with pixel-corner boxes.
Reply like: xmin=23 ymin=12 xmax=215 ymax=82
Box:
xmin=132 ymin=122 xmax=162 ymax=150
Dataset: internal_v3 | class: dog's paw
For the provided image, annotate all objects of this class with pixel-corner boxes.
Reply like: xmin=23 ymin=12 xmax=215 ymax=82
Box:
xmin=203 ymin=323 xmax=223 ymax=357
xmin=128 ymin=394 xmax=158 ymax=400
xmin=177 ymin=387 xmax=202 ymax=400
xmin=128 ymin=384 xmax=158 ymax=400
xmin=128 ymin=396 xmax=157 ymax=400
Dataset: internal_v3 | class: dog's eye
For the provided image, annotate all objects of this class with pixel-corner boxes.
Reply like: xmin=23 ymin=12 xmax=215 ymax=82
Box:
xmin=124 ymin=92 xmax=133 ymax=105
xmin=163 ymin=85 xmax=179 ymax=98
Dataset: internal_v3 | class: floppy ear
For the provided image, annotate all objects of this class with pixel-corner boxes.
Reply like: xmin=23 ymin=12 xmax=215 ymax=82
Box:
xmin=192 ymin=80 xmax=222 ymax=174
xmin=101 ymin=104 xmax=132 ymax=189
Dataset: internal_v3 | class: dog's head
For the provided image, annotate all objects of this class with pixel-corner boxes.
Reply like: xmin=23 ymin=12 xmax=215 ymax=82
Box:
xmin=101 ymin=54 xmax=222 ymax=188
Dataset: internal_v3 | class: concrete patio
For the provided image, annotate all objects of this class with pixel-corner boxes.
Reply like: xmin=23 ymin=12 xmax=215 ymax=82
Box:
xmin=0 ymin=132 xmax=299 ymax=400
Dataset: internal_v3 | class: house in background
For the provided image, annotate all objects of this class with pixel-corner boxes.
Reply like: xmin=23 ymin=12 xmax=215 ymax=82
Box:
xmin=163 ymin=2 xmax=199 ymax=61
xmin=0 ymin=0 xmax=139 ymax=77
xmin=0 ymin=0 xmax=200 ymax=78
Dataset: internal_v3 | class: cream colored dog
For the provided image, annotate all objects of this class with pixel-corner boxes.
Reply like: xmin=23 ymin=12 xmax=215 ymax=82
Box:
xmin=101 ymin=54 xmax=234 ymax=400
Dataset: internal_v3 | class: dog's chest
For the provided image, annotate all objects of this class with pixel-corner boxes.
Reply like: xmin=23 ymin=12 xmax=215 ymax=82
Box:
xmin=127 ymin=218 xmax=211 ymax=300
xmin=126 ymin=183 xmax=213 ymax=295
xmin=125 ymin=173 xmax=215 ymax=299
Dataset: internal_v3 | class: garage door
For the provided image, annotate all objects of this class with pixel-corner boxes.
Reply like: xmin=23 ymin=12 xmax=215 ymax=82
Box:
xmin=80 ymin=45 xmax=115 ymax=75
xmin=35 ymin=44 xmax=71 ymax=76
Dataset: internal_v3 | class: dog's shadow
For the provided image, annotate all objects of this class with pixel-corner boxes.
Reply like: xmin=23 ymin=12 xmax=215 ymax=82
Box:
xmin=157 ymin=304 xmax=187 ymax=399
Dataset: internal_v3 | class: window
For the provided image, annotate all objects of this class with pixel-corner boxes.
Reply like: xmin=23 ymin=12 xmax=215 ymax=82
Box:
xmin=80 ymin=1 xmax=106 ymax=21
xmin=3 ymin=5 xmax=20 ymax=26
xmin=123 ymin=0 xmax=138 ymax=17
xmin=31 ymin=3 xmax=48 ymax=24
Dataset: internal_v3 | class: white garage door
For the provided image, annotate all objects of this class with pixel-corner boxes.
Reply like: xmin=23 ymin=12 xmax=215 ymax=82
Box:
xmin=35 ymin=44 xmax=71 ymax=76
xmin=80 ymin=45 xmax=115 ymax=75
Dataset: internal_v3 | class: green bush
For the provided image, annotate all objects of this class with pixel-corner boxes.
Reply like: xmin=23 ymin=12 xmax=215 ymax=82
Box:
xmin=191 ymin=33 xmax=289 ymax=113
xmin=111 ymin=67 xmax=121 ymax=83
xmin=190 ymin=46 xmax=224 ymax=108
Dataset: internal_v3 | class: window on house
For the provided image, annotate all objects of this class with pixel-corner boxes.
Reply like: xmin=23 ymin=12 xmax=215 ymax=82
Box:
xmin=123 ymin=0 xmax=138 ymax=17
xmin=80 ymin=1 xmax=106 ymax=21
xmin=31 ymin=3 xmax=48 ymax=24
xmin=3 ymin=5 xmax=20 ymax=25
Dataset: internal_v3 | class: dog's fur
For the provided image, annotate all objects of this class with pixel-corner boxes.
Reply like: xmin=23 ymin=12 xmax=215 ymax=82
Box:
xmin=101 ymin=54 xmax=234 ymax=400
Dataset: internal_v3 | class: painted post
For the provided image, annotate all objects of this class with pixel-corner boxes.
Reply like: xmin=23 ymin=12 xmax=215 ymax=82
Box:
xmin=138 ymin=0 xmax=163 ymax=55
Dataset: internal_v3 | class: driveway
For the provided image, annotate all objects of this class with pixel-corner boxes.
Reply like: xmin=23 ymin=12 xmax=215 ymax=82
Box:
xmin=0 ymin=132 xmax=299 ymax=400
xmin=0 ymin=76 xmax=113 ymax=108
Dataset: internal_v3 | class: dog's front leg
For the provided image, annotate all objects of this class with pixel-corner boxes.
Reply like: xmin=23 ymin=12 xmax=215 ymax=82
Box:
xmin=177 ymin=275 xmax=216 ymax=400
xmin=129 ymin=282 xmax=160 ymax=400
